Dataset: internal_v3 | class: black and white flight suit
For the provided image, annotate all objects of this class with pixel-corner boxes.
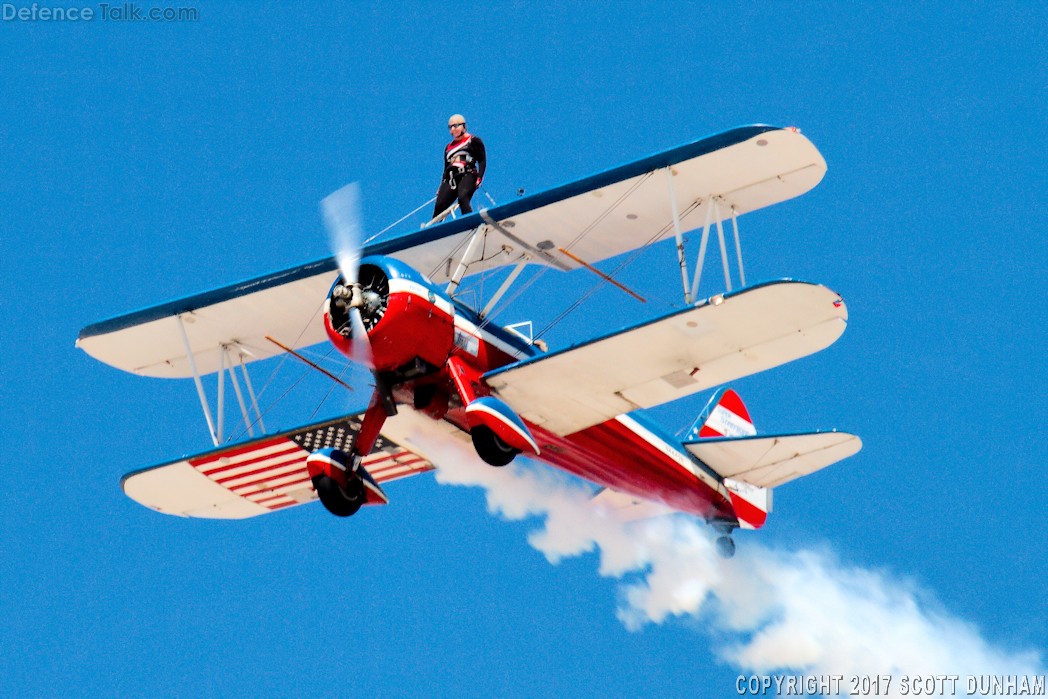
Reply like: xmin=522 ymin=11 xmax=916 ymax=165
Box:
xmin=433 ymin=133 xmax=486 ymax=218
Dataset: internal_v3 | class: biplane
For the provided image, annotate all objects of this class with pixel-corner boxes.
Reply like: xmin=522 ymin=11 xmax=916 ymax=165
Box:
xmin=76 ymin=124 xmax=861 ymax=558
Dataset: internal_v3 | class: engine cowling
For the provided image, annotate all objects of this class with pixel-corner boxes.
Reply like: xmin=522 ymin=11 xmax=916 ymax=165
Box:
xmin=324 ymin=256 xmax=456 ymax=378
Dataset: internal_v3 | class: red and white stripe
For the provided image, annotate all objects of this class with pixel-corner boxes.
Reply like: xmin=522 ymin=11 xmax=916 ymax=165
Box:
xmin=190 ymin=440 xmax=433 ymax=512
xmin=699 ymin=389 xmax=756 ymax=438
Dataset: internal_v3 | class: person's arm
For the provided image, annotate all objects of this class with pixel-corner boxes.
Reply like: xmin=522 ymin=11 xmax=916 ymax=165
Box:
xmin=437 ymin=145 xmax=446 ymax=193
xmin=474 ymin=137 xmax=487 ymax=185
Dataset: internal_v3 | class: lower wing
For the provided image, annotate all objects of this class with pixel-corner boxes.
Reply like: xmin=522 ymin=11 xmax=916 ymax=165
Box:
xmin=122 ymin=413 xmax=433 ymax=518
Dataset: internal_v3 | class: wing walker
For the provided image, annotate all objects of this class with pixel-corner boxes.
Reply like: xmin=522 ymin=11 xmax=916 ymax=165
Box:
xmin=77 ymin=124 xmax=861 ymax=558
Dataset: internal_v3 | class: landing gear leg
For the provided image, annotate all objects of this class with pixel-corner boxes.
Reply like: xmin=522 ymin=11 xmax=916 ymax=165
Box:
xmin=351 ymin=381 xmax=396 ymax=457
xmin=310 ymin=382 xmax=395 ymax=518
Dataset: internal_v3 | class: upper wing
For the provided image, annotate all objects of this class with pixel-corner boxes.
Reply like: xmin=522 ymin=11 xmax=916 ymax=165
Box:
xmin=483 ymin=281 xmax=848 ymax=436
xmin=76 ymin=260 xmax=339 ymax=378
xmin=684 ymin=431 xmax=862 ymax=488
xmin=122 ymin=414 xmax=433 ymax=518
xmin=77 ymin=125 xmax=824 ymax=378
xmin=383 ymin=124 xmax=826 ymax=283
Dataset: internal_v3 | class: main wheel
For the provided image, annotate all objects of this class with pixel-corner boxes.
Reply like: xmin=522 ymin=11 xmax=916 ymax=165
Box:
xmin=471 ymin=426 xmax=520 ymax=467
xmin=313 ymin=474 xmax=365 ymax=517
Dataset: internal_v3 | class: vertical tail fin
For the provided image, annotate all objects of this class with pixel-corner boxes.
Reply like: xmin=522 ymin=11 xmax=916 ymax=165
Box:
xmin=684 ymin=388 xmax=756 ymax=440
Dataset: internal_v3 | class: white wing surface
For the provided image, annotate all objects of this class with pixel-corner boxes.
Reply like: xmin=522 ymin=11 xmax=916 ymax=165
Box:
xmin=390 ymin=125 xmax=826 ymax=284
xmin=121 ymin=414 xmax=433 ymax=519
xmin=77 ymin=261 xmax=338 ymax=378
xmin=77 ymin=125 xmax=825 ymax=379
xmin=484 ymin=281 xmax=848 ymax=436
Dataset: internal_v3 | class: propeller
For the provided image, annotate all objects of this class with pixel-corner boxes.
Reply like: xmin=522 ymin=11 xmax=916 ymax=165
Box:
xmin=321 ymin=183 xmax=373 ymax=369
xmin=321 ymin=183 xmax=398 ymax=422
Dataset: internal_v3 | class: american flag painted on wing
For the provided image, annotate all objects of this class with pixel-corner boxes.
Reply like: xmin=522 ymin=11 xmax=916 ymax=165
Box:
xmin=188 ymin=417 xmax=433 ymax=512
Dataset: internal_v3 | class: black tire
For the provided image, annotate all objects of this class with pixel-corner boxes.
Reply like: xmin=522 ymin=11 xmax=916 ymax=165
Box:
xmin=471 ymin=426 xmax=519 ymax=467
xmin=715 ymin=536 xmax=736 ymax=559
xmin=313 ymin=474 xmax=365 ymax=517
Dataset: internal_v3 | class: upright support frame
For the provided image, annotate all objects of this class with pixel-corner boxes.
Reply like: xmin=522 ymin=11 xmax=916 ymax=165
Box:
xmin=665 ymin=167 xmax=691 ymax=305
xmin=446 ymin=229 xmax=485 ymax=296
xmin=689 ymin=198 xmax=716 ymax=303
xmin=731 ymin=207 xmax=746 ymax=287
xmin=177 ymin=314 xmax=220 ymax=447
xmin=686 ymin=196 xmax=748 ymax=301
xmin=224 ymin=345 xmax=256 ymax=438
xmin=480 ymin=260 xmax=528 ymax=318
xmin=238 ymin=356 xmax=266 ymax=434
xmin=423 ymin=201 xmax=459 ymax=228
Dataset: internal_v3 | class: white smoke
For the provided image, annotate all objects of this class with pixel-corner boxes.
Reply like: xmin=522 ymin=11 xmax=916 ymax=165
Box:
xmin=394 ymin=415 xmax=1044 ymax=689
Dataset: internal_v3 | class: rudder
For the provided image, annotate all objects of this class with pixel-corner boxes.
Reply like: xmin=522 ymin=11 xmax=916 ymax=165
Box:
xmin=685 ymin=388 xmax=756 ymax=440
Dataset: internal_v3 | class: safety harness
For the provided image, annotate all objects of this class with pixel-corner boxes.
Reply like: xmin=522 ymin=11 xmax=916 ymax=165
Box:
xmin=444 ymin=134 xmax=477 ymax=188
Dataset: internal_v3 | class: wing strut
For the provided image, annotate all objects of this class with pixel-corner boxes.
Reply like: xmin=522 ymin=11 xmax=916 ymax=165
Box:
xmin=663 ymin=169 xmax=751 ymax=305
xmin=480 ymin=260 xmax=529 ymax=318
xmin=688 ymin=197 xmax=746 ymax=301
xmin=237 ymin=352 xmax=266 ymax=435
xmin=174 ymin=315 xmax=268 ymax=445
xmin=224 ymin=346 xmax=255 ymax=438
xmin=715 ymin=201 xmax=733 ymax=291
xmin=216 ymin=348 xmax=226 ymax=443
xmin=446 ymin=228 xmax=486 ymax=295
xmin=666 ymin=167 xmax=692 ymax=305
xmin=177 ymin=313 xmax=220 ymax=447
xmin=731 ymin=206 xmax=746 ymax=287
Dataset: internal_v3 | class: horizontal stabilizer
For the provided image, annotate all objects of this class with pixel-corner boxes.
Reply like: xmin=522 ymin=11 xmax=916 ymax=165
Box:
xmin=685 ymin=431 xmax=861 ymax=489
xmin=485 ymin=281 xmax=848 ymax=436
xmin=122 ymin=414 xmax=433 ymax=519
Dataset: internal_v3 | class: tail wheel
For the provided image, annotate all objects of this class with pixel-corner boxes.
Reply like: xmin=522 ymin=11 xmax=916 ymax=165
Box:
xmin=313 ymin=474 xmax=365 ymax=517
xmin=471 ymin=426 xmax=519 ymax=467
xmin=715 ymin=536 xmax=736 ymax=559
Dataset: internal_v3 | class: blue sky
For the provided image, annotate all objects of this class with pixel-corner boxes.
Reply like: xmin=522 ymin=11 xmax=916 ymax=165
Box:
xmin=2 ymin=2 xmax=1045 ymax=696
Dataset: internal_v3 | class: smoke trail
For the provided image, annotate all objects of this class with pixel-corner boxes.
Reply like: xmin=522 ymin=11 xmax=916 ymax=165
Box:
xmin=396 ymin=416 xmax=1044 ymax=687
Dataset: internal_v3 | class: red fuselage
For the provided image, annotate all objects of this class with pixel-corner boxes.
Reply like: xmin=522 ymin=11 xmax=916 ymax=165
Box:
xmin=324 ymin=257 xmax=737 ymax=525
